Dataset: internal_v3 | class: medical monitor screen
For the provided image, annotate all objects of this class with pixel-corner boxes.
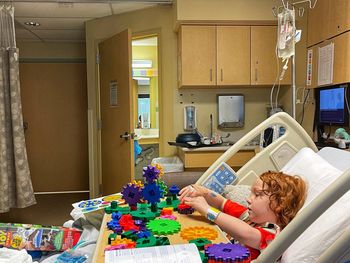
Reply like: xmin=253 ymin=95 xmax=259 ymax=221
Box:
xmin=316 ymin=85 xmax=348 ymax=126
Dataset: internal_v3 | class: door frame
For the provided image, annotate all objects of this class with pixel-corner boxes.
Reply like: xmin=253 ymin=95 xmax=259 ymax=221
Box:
xmin=90 ymin=29 xmax=163 ymax=197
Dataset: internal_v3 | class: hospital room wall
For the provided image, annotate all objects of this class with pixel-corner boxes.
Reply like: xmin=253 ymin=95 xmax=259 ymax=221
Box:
xmin=86 ymin=0 xmax=300 ymax=157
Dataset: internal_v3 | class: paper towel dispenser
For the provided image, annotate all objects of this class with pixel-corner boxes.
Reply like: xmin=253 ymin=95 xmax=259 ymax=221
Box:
xmin=217 ymin=94 xmax=244 ymax=129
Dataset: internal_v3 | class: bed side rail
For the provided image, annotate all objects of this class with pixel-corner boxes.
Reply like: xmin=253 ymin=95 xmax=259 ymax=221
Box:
xmin=317 ymin=225 xmax=350 ymax=263
xmin=196 ymin=112 xmax=317 ymax=186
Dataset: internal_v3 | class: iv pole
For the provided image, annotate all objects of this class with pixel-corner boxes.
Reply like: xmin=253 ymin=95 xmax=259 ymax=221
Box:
xmin=273 ymin=0 xmax=318 ymax=120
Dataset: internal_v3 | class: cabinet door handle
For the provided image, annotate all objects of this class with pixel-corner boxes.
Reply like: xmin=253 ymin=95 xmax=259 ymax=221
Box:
xmin=210 ymin=69 xmax=213 ymax=82
xmin=255 ymin=68 xmax=258 ymax=82
xmin=221 ymin=69 xmax=223 ymax=82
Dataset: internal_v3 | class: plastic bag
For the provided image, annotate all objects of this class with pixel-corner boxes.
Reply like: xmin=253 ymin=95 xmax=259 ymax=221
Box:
xmin=151 ymin=156 xmax=184 ymax=173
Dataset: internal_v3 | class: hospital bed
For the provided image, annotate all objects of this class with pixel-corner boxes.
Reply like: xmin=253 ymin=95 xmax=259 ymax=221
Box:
xmin=197 ymin=112 xmax=350 ymax=263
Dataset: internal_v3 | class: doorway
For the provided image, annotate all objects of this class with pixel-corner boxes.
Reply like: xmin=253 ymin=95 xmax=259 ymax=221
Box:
xmin=132 ymin=34 xmax=160 ymax=180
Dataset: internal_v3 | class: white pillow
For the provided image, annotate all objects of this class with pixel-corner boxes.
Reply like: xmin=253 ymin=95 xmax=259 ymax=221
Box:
xmin=280 ymin=147 xmax=350 ymax=263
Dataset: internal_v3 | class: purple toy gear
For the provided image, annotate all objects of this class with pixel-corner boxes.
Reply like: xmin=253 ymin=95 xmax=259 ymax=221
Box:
xmin=143 ymin=165 xmax=160 ymax=183
xmin=205 ymin=243 xmax=250 ymax=262
xmin=142 ymin=183 xmax=163 ymax=204
xmin=121 ymin=183 xmax=143 ymax=206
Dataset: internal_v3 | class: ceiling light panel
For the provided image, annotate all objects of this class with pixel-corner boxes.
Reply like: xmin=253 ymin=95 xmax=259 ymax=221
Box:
xmin=17 ymin=17 xmax=87 ymax=30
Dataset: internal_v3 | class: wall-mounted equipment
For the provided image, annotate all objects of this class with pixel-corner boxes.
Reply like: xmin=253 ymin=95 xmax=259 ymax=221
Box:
xmin=217 ymin=94 xmax=244 ymax=129
xmin=184 ymin=105 xmax=197 ymax=131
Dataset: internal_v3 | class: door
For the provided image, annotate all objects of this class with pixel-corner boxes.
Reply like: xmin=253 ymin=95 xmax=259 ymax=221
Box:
xmin=99 ymin=29 xmax=134 ymax=195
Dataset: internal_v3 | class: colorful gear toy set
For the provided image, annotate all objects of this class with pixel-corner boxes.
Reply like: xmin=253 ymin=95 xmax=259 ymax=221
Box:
xmin=103 ymin=164 xmax=251 ymax=263
xmin=104 ymin=164 xmax=181 ymax=252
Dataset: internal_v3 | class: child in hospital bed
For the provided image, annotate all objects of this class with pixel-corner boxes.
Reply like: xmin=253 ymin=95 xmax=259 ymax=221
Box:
xmin=179 ymin=171 xmax=307 ymax=260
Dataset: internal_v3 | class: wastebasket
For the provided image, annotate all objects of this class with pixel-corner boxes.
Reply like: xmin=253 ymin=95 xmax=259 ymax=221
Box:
xmin=151 ymin=156 xmax=184 ymax=173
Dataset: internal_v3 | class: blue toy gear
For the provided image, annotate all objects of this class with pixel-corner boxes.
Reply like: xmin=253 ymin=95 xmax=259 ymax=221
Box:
xmin=121 ymin=183 xmax=143 ymax=206
xmin=142 ymin=183 xmax=163 ymax=204
xmin=143 ymin=165 xmax=160 ymax=183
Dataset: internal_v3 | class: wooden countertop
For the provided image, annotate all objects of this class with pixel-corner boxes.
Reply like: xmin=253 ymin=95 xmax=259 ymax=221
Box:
xmin=92 ymin=211 xmax=229 ymax=263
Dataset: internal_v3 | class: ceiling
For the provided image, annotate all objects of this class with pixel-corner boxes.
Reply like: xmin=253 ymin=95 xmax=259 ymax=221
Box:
xmin=10 ymin=0 xmax=173 ymax=43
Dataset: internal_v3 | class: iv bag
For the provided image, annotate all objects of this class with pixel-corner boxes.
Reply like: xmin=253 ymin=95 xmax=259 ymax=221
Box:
xmin=277 ymin=8 xmax=295 ymax=60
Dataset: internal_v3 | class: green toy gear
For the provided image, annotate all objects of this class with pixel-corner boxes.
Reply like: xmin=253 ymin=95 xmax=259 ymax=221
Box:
xmin=146 ymin=219 xmax=181 ymax=235
xmin=130 ymin=209 xmax=158 ymax=221
xmin=136 ymin=236 xmax=158 ymax=248
xmin=156 ymin=179 xmax=168 ymax=196
xmin=189 ymin=238 xmax=212 ymax=250
xmin=157 ymin=197 xmax=180 ymax=210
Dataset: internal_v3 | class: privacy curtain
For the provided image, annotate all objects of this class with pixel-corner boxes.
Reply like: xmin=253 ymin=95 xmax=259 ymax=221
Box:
xmin=0 ymin=5 xmax=36 ymax=212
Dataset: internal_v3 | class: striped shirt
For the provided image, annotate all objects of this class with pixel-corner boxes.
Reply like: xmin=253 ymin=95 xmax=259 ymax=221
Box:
xmin=223 ymin=200 xmax=281 ymax=260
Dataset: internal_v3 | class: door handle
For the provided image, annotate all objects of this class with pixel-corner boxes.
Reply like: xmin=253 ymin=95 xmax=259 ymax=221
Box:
xmin=120 ymin=132 xmax=136 ymax=140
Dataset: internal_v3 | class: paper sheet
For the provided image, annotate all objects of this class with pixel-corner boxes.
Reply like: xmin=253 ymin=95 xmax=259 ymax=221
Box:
xmin=104 ymin=243 xmax=201 ymax=263
xmin=318 ymin=43 xmax=334 ymax=86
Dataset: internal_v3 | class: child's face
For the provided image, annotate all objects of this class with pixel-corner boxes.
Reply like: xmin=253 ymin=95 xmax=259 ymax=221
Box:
xmin=246 ymin=178 xmax=278 ymax=225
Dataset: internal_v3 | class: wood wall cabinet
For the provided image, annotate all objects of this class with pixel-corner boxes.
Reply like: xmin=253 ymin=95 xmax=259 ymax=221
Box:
xmin=178 ymin=25 xmax=290 ymax=87
xmin=333 ymin=31 xmax=350 ymax=85
xmin=306 ymin=31 xmax=350 ymax=88
xmin=178 ymin=25 xmax=251 ymax=87
xmin=251 ymin=26 xmax=291 ymax=86
xmin=216 ymin=26 xmax=251 ymax=85
xmin=307 ymin=0 xmax=331 ymax=47
xmin=330 ymin=0 xmax=350 ymax=37
xmin=178 ymin=25 xmax=216 ymax=86
xmin=308 ymin=0 xmax=350 ymax=48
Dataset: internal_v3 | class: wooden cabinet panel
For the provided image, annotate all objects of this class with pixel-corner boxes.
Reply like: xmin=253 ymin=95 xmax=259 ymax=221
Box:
xmin=178 ymin=148 xmax=255 ymax=169
xmin=217 ymin=26 xmax=251 ymax=85
xmin=308 ymin=0 xmax=350 ymax=47
xmin=330 ymin=0 xmax=350 ymax=38
xmin=307 ymin=0 xmax=331 ymax=47
xmin=333 ymin=32 xmax=350 ymax=85
xmin=251 ymin=26 xmax=291 ymax=86
xmin=178 ymin=25 xmax=216 ymax=86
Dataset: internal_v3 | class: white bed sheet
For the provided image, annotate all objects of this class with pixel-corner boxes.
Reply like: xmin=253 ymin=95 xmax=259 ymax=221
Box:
xmin=280 ymin=147 xmax=350 ymax=263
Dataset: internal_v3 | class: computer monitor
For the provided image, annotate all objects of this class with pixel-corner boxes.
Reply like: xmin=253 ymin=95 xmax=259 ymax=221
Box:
xmin=315 ymin=84 xmax=349 ymax=126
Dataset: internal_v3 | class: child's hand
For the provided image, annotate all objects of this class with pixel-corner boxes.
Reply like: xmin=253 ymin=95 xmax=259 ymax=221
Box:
xmin=183 ymin=196 xmax=210 ymax=216
xmin=179 ymin=184 xmax=209 ymax=203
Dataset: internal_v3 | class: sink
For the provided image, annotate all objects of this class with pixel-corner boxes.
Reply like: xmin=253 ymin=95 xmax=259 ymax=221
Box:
xmin=134 ymin=128 xmax=159 ymax=139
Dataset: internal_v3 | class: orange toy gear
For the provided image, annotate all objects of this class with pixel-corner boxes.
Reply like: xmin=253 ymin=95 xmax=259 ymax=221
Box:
xmin=180 ymin=226 xmax=218 ymax=241
xmin=110 ymin=237 xmax=136 ymax=248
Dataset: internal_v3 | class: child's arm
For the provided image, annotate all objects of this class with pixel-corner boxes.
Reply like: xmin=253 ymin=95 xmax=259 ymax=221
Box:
xmin=215 ymin=212 xmax=262 ymax=249
xmin=179 ymin=184 xmax=226 ymax=210
xmin=184 ymin=195 xmax=262 ymax=250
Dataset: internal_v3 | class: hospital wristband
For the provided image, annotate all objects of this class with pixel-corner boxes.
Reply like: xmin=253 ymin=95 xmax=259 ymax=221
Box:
xmin=207 ymin=207 xmax=221 ymax=222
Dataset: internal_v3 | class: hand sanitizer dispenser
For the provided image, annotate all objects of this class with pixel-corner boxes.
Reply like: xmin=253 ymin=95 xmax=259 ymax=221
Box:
xmin=184 ymin=106 xmax=196 ymax=131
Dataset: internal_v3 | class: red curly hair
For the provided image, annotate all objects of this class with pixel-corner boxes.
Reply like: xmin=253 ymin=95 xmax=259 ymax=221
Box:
xmin=260 ymin=171 xmax=307 ymax=229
